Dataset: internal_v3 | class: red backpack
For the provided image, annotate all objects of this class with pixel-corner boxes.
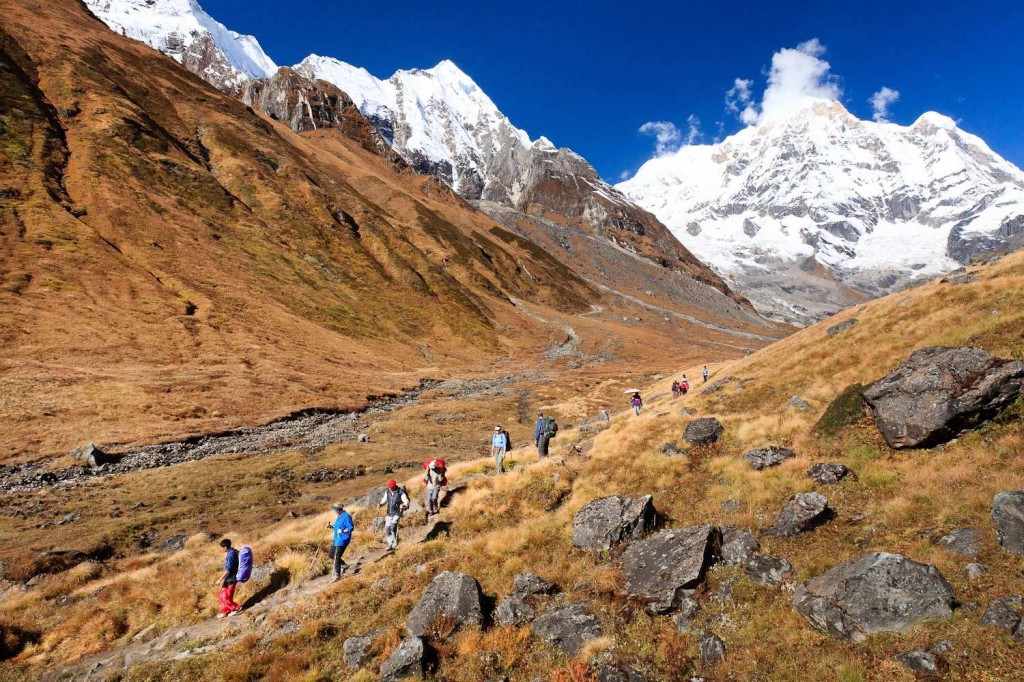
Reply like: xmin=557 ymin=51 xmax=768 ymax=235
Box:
xmin=423 ymin=458 xmax=448 ymax=486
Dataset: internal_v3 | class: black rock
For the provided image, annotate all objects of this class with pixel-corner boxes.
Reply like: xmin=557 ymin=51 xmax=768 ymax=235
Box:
xmin=699 ymin=631 xmax=726 ymax=668
xmin=992 ymin=489 xmax=1024 ymax=555
xmin=743 ymin=446 xmax=795 ymax=470
xmin=767 ymin=492 xmax=832 ymax=537
xmin=379 ymin=635 xmax=424 ymax=681
xmin=720 ymin=526 xmax=759 ymax=565
xmin=935 ymin=528 xmax=979 ymax=556
xmin=530 ymin=601 xmax=602 ymax=655
xmin=807 ymin=462 xmax=851 ymax=485
xmin=621 ymin=525 xmax=720 ymax=614
xmin=406 ymin=571 xmax=483 ymax=638
xmin=826 ymin=318 xmax=858 ymax=336
xmin=743 ymin=555 xmax=793 ymax=587
xmin=792 ymin=552 xmax=955 ymax=642
xmin=571 ymin=495 xmax=655 ymax=551
xmin=861 ymin=347 xmax=1024 ymax=449
xmin=979 ymin=596 xmax=1024 ymax=640
xmin=684 ymin=418 xmax=723 ymax=446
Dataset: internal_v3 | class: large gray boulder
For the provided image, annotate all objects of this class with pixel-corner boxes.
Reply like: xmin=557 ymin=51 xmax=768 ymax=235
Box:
xmin=792 ymin=552 xmax=956 ymax=643
xmin=350 ymin=485 xmax=387 ymax=509
xmin=861 ymin=347 xmax=1024 ymax=449
xmin=379 ymin=636 xmax=424 ymax=681
xmin=406 ymin=571 xmax=483 ymax=638
xmin=530 ymin=601 xmax=602 ymax=655
xmin=767 ymin=492 xmax=832 ymax=537
xmin=622 ymin=525 xmax=721 ymax=613
xmin=71 ymin=443 xmax=116 ymax=468
xmin=743 ymin=446 xmax=795 ymax=470
xmin=979 ymin=596 xmax=1024 ymax=640
xmin=342 ymin=629 xmax=382 ymax=670
xmin=572 ymin=495 xmax=655 ymax=551
xmin=992 ymin=489 xmax=1024 ymax=554
xmin=684 ymin=418 xmax=723 ymax=446
xmin=720 ymin=526 xmax=760 ymax=565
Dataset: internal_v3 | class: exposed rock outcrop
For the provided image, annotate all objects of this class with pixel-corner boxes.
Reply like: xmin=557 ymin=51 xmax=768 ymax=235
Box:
xmin=720 ymin=526 xmax=760 ymax=565
xmin=684 ymin=418 xmax=723 ymax=446
xmin=572 ymin=495 xmax=655 ymax=551
xmin=979 ymin=596 xmax=1024 ymax=640
xmin=406 ymin=571 xmax=483 ymax=638
xmin=807 ymin=462 xmax=851 ymax=485
xmin=379 ymin=636 xmax=424 ymax=681
xmin=767 ymin=492 xmax=832 ymax=537
xmin=792 ymin=552 xmax=955 ymax=642
xmin=530 ymin=601 xmax=602 ymax=655
xmin=992 ymin=489 xmax=1024 ymax=554
xmin=861 ymin=347 xmax=1024 ymax=449
xmin=743 ymin=446 xmax=794 ymax=470
xmin=621 ymin=525 xmax=720 ymax=613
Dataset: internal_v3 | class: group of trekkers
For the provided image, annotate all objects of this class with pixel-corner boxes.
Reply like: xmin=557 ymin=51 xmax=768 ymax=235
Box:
xmin=211 ymin=370 xmax=728 ymax=611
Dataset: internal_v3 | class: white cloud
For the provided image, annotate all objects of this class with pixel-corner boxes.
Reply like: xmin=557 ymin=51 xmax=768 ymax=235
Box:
xmin=639 ymin=120 xmax=682 ymax=156
xmin=725 ymin=78 xmax=758 ymax=124
xmin=685 ymin=114 xmax=703 ymax=145
xmin=618 ymin=170 xmax=631 ymax=181
xmin=869 ymin=86 xmax=900 ymax=121
xmin=758 ymin=38 xmax=841 ymax=123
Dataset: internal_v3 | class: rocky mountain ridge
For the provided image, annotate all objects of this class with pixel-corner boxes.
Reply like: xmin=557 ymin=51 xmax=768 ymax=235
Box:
xmin=617 ymin=100 xmax=1024 ymax=323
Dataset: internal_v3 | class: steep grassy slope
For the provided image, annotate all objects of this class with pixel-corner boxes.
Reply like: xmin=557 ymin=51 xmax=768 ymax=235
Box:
xmin=0 ymin=0 xmax=784 ymax=463
xmin=2 ymin=250 xmax=1020 ymax=679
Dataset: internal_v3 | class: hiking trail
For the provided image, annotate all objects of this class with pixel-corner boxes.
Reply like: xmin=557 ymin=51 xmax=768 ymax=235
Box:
xmin=45 ymin=482 xmax=472 ymax=681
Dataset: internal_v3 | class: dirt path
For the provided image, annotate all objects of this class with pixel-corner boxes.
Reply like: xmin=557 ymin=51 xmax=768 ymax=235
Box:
xmin=45 ymin=482 xmax=471 ymax=681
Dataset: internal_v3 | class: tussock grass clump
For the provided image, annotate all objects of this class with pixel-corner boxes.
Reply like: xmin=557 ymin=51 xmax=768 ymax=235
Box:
xmin=814 ymin=383 xmax=867 ymax=437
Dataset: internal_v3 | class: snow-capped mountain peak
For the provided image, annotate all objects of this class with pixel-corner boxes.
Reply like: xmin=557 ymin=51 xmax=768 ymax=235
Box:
xmin=296 ymin=54 xmax=532 ymax=195
xmin=617 ymin=101 xmax=1024 ymax=323
xmin=84 ymin=0 xmax=277 ymax=90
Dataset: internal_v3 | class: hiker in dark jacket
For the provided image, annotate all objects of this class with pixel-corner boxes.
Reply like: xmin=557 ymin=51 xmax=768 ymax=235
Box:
xmin=537 ymin=414 xmax=557 ymax=458
xmin=214 ymin=538 xmax=242 ymax=618
xmin=702 ymin=366 xmax=709 ymax=384
xmin=326 ymin=503 xmax=354 ymax=581
xmin=378 ymin=480 xmax=409 ymax=550
xmin=534 ymin=411 xmax=545 ymax=452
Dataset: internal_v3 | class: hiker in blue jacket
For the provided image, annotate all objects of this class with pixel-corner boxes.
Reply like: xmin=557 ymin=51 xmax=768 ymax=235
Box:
xmin=326 ymin=502 xmax=354 ymax=581
xmin=534 ymin=411 xmax=545 ymax=453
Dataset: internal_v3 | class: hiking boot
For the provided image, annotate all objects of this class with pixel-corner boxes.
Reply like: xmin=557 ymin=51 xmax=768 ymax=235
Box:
xmin=228 ymin=609 xmax=242 ymax=617
xmin=216 ymin=613 xmax=228 ymax=619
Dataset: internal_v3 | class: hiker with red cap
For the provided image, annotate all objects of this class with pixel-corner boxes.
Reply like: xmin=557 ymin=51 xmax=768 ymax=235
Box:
xmin=422 ymin=458 xmax=447 ymax=515
xmin=378 ymin=479 xmax=410 ymax=550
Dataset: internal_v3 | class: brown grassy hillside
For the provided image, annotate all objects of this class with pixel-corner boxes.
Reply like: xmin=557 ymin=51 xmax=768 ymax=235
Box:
xmin=2 ymin=250 xmax=1021 ymax=679
xmin=0 ymin=0 xmax=784 ymax=462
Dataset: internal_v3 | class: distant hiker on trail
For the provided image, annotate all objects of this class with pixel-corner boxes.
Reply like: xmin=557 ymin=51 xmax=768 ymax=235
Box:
xmin=326 ymin=503 xmax=353 ymax=581
xmin=680 ymin=376 xmax=689 ymax=394
xmin=630 ymin=392 xmax=643 ymax=416
xmin=702 ymin=366 xmax=709 ymax=384
xmin=537 ymin=414 xmax=558 ymax=458
xmin=214 ymin=538 xmax=242 ymax=618
xmin=534 ymin=411 xmax=546 ymax=453
xmin=422 ymin=458 xmax=447 ymax=515
xmin=671 ymin=380 xmax=681 ymax=399
xmin=378 ymin=480 xmax=409 ymax=550
xmin=491 ymin=425 xmax=508 ymax=474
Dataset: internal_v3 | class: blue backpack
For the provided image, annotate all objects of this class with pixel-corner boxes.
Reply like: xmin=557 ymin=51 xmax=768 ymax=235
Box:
xmin=236 ymin=546 xmax=253 ymax=583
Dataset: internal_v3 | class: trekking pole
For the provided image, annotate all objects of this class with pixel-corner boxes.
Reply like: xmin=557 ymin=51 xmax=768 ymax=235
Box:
xmin=309 ymin=524 xmax=330 ymax=569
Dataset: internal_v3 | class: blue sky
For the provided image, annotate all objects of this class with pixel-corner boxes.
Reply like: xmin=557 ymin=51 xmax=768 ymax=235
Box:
xmin=206 ymin=0 xmax=1024 ymax=181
